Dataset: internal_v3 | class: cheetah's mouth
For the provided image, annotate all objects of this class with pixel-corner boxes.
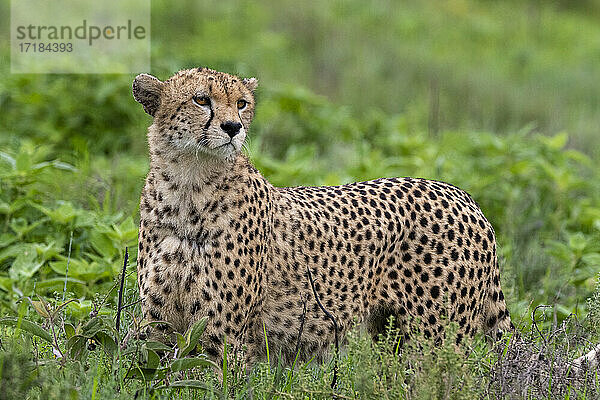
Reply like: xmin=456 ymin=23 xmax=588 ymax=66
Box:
xmin=196 ymin=138 xmax=243 ymax=159
xmin=210 ymin=140 xmax=239 ymax=153
xmin=179 ymin=128 xmax=246 ymax=160
xmin=213 ymin=141 xmax=234 ymax=149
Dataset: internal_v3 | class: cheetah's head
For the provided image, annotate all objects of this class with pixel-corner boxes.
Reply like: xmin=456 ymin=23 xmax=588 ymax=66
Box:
xmin=133 ymin=67 xmax=258 ymax=160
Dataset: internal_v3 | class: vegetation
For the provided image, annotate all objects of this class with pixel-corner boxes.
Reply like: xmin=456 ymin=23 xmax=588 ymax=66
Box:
xmin=0 ymin=0 xmax=599 ymax=398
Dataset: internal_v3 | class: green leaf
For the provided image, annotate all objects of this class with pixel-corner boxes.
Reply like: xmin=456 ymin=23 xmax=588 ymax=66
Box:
xmin=106 ymin=216 xmax=138 ymax=246
xmin=145 ymin=341 xmax=173 ymax=353
xmin=30 ymin=161 xmax=52 ymax=172
xmin=53 ymin=299 xmax=79 ymax=318
xmin=170 ymin=357 xmax=218 ymax=372
xmin=0 ymin=276 xmax=12 ymax=292
xmin=35 ymin=277 xmax=86 ymax=290
xmin=117 ymin=216 xmax=137 ymax=235
xmin=94 ymin=331 xmax=117 ymax=356
xmin=81 ymin=317 xmax=108 ymax=338
xmin=66 ymin=335 xmax=88 ymax=361
xmin=15 ymin=151 xmax=32 ymax=172
xmin=545 ymin=132 xmax=568 ymax=150
xmin=30 ymin=202 xmax=79 ymax=225
xmin=582 ymin=253 xmax=600 ymax=268
xmin=175 ymin=332 xmax=186 ymax=353
xmin=89 ymin=231 xmax=118 ymax=259
xmin=545 ymin=240 xmax=573 ymax=264
xmin=64 ymin=323 xmax=75 ymax=339
xmin=0 ymin=299 xmax=17 ymax=315
xmin=9 ymin=247 xmax=43 ymax=280
xmin=29 ymin=300 xmax=50 ymax=319
xmin=33 ymin=241 xmax=61 ymax=261
xmin=9 ymin=218 xmax=46 ymax=237
xmin=181 ymin=317 xmax=208 ymax=357
xmin=66 ymin=299 xmax=93 ymax=318
xmin=0 ymin=317 xmax=53 ymax=343
xmin=6 ymin=199 xmax=29 ymax=215
xmin=0 ymin=233 xmax=16 ymax=246
xmin=140 ymin=344 xmax=160 ymax=369
xmin=49 ymin=258 xmax=110 ymax=281
xmin=51 ymin=160 xmax=78 ymax=172
xmin=568 ymin=232 xmax=588 ymax=253
xmin=0 ymin=151 xmax=16 ymax=168
xmin=0 ymin=244 xmax=32 ymax=263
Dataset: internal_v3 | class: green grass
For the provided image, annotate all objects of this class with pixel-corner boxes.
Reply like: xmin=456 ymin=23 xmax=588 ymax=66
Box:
xmin=1 ymin=0 xmax=600 ymax=398
xmin=0 ymin=301 xmax=496 ymax=399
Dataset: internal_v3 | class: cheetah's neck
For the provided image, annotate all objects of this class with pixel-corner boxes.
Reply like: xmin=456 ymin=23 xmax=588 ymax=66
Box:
xmin=144 ymin=148 xmax=270 ymax=238
xmin=149 ymin=151 xmax=235 ymax=188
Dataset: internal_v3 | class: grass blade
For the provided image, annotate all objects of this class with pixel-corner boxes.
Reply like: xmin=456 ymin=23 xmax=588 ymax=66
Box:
xmin=0 ymin=316 xmax=53 ymax=343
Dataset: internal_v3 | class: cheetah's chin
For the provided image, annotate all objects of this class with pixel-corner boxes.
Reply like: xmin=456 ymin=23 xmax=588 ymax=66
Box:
xmin=193 ymin=143 xmax=241 ymax=161
xmin=174 ymin=139 xmax=239 ymax=161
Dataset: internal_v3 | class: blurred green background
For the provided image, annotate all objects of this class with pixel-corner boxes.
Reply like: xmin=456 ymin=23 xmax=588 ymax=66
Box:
xmin=0 ymin=0 xmax=599 ymax=325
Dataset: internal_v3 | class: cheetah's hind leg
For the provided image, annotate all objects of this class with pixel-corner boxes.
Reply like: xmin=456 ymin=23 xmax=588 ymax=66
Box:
xmin=366 ymin=305 xmax=406 ymax=348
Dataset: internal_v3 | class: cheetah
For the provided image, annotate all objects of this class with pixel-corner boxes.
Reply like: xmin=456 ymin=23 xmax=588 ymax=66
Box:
xmin=133 ymin=67 xmax=599 ymax=369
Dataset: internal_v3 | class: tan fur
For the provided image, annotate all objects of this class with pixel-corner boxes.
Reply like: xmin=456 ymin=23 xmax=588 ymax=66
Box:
xmin=134 ymin=68 xmax=512 ymax=365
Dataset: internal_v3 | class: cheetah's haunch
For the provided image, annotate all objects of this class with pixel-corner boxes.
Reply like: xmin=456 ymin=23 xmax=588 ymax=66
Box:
xmin=133 ymin=67 xmax=564 ymax=368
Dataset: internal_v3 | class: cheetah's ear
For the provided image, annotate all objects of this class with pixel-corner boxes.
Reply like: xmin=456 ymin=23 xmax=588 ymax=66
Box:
xmin=242 ymin=77 xmax=258 ymax=92
xmin=133 ymin=73 xmax=165 ymax=117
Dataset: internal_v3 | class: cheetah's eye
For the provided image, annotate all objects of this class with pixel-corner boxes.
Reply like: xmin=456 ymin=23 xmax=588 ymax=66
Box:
xmin=193 ymin=95 xmax=210 ymax=107
xmin=236 ymin=99 xmax=247 ymax=110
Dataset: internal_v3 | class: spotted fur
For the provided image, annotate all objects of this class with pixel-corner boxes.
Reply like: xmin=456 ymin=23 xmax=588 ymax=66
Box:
xmin=133 ymin=67 xmax=513 ymax=365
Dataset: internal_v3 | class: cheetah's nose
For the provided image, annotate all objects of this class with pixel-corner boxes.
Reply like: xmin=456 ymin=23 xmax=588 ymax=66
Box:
xmin=221 ymin=121 xmax=242 ymax=138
